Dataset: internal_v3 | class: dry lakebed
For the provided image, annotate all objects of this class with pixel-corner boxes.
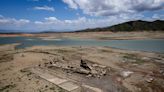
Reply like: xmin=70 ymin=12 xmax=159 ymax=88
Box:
xmin=0 ymin=32 xmax=164 ymax=92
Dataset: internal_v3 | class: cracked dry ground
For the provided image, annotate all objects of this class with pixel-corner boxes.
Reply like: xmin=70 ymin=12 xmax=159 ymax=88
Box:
xmin=0 ymin=44 xmax=164 ymax=92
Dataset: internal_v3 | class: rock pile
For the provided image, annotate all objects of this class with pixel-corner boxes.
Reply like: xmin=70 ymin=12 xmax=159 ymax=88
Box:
xmin=80 ymin=59 xmax=109 ymax=78
xmin=47 ymin=59 xmax=110 ymax=78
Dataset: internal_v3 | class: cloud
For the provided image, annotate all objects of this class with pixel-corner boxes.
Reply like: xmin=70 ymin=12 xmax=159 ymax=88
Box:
xmin=63 ymin=0 xmax=78 ymax=9
xmin=152 ymin=14 xmax=164 ymax=20
xmin=0 ymin=16 xmax=30 ymax=27
xmin=34 ymin=21 xmax=43 ymax=25
xmin=45 ymin=17 xmax=58 ymax=21
xmin=34 ymin=13 xmax=145 ymax=30
xmin=34 ymin=16 xmax=86 ymax=25
xmin=33 ymin=6 xmax=55 ymax=11
xmin=0 ymin=13 xmax=162 ymax=31
xmin=62 ymin=0 xmax=164 ymax=16
xmin=34 ymin=16 xmax=87 ymax=30
xmin=35 ymin=17 xmax=62 ymax=26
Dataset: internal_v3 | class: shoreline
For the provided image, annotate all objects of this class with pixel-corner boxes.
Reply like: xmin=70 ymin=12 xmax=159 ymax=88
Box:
xmin=0 ymin=31 xmax=164 ymax=40
xmin=0 ymin=37 xmax=164 ymax=54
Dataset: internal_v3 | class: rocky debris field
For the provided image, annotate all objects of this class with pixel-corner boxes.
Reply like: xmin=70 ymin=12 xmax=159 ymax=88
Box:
xmin=47 ymin=58 xmax=110 ymax=78
xmin=0 ymin=44 xmax=164 ymax=92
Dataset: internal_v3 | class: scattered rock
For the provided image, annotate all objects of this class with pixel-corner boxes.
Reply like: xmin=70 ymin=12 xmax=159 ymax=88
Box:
xmin=101 ymin=70 xmax=107 ymax=76
xmin=132 ymin=64 xmax=138 ymax=66
xmin=121 ymin=71 xmax=133 ymax=78
xmin=21 ymin=54 xmax=25 ymax=57
xmin=146 ymin=78 xmax=154 ymax=83
xmin=76 ymin=68 xmax=90 ymax=74
xmin=62 ymin=57 xmax=65 ymax=60
xmin=116 ymin=77 xmax=122 ymax=83
xmin=145 ymin=76 xmax=154 ymax=83
xmin=49 ymin=62 xmax=52 ymax=64
xmin=142 ymin=57 xmax=149 ymax=60
xmin=92 ymin=64 xmax=98 ymax=67
xmin=86 ymin=74 xmax=92 ymax=78
xmin=98 ymin=65 xmax=107 ymax=68
xmin=51 ymin=63 xmax=62 ymax=68
xmin=45 ymin=85 xmax=48 ymax=88
xmin=68 ymin=65 xmax=73 ymax=69
xmin=91 ymin=70 xmax=98 ymax=75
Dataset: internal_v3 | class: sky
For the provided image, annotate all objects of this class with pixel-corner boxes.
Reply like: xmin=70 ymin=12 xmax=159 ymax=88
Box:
xmin=0 ymin=0 xmax=164 ymax=32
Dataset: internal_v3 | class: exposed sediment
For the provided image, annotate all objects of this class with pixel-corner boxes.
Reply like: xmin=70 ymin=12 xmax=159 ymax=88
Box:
xmin=0 ymin=44 xmax=164 ymax=92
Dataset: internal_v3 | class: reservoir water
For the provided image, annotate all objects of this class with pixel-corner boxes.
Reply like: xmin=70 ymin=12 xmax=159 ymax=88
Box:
xmin=0 ymin=37 xmax=164 ymax=53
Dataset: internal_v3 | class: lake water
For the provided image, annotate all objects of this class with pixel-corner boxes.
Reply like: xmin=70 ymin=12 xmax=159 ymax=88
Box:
xmin=0 ymin=37 xmax=164 ymax=53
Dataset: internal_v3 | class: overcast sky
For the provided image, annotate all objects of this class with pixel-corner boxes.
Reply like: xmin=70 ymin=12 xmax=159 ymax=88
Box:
xmin=0 ymin=0 xmax=164 ymax=32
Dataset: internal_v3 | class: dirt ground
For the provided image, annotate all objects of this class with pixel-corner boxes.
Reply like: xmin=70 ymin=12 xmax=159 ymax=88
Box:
xmin=0 ymin=42 xmax=164 ymax=92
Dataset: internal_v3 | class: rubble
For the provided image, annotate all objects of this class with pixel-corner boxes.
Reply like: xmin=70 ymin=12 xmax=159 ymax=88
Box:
xmin=80 ymin=59 xmax=91 ymax=70
xmin=48 ymin=59 xmax=110 ymax=78
xmin=76 ymin=68 xmax=90 ymax=74
xmin=79 ymin=59 xmax=109 ymax=77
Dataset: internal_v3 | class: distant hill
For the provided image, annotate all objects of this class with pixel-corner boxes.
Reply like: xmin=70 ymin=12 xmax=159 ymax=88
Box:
xmin=0 ymin=20 xmax=163 ymax=34
xmin=77 ymin=20 xmax=164 ymax=32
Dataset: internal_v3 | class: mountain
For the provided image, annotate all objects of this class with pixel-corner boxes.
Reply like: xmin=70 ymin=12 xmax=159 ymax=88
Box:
xmin=77 ymin=20 xmax=164 ymax=32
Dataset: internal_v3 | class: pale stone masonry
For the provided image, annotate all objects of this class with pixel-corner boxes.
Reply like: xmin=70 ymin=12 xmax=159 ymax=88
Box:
xmin=30 ymin=67 xmax=103 ymax=92
xmin=30 ymin=67 xmax=81 ymax=92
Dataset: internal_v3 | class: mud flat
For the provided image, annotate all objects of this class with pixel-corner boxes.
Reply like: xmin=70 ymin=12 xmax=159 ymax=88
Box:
xmin=1 ymin=31 xmax=164 ymax=40
xmin=40 ymin=31 xmax=164 ymax=40
xmin=0 ymin=43 xmax=164 ymax=92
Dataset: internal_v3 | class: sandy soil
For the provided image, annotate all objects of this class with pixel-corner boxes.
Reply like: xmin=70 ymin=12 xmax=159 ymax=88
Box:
xmin=0 ymin=43 xmax=164 ymax=92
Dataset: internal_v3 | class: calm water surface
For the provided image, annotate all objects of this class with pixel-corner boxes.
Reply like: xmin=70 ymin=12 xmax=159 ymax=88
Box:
xmin=0 ymin=37 xmax=164 ymax=53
